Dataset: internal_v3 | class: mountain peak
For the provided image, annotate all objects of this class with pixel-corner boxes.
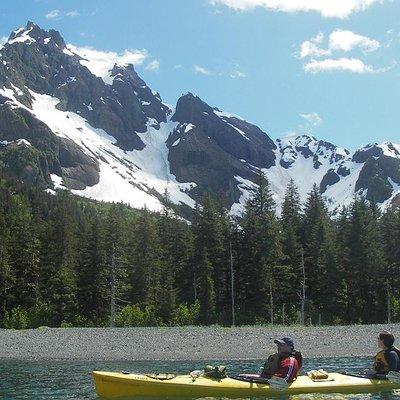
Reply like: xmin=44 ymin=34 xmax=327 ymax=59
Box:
xmin=180 ymin=92 xmax=198 ymax=99
xmin=7 ymin=21 xmax=66 ymax=49
xmin=172 ymin=92 xmax=213 ymax=123
xmin=7 ymin=23 xmax=37 ymax=45
xmin=353 ymin=141 xmax=400 ymax=163
xmin=110 ymin=62 xmax=143 ymax=85
xmin=176 ymin=92 xmax=205 ymax=107
xmin=26 ymin=21 xmax=37 ymax=29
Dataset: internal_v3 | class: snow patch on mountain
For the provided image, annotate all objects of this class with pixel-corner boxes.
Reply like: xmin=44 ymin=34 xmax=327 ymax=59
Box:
xmin=324 ymin=162 xmax=364 ymax=210
xmin=213 ymin=109 xmax=244 ymax=120
xmin=226 ymin=122 xmax=250 ymax=141
xmin=0 ymin=86 xmax=30 ymax=110
xmin=8 ymin=26 xmax=36 ymax=45
xmin=24 ymin=90 xmax=196 ymax=211
xmin=266 ymin=149 xmax=334 ymax=210
xmin=50 ymin=174 xmax=66 ymax=189
xmin=379 ymin=142 xmax=400 ymax=158
xmin=184 ymin=123 xmax=195 ymax=133
xmin=1 ymin=138 xmax=32 ymax=147
xmin=230 ymin=176 xmax=258 ymax=217
xmin=269 ymin=135 xmax=350 ymax=206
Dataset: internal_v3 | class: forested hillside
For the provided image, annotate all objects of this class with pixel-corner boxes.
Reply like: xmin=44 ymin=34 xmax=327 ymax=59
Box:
xmin=1 ymin=166 xmax=399 ymax=328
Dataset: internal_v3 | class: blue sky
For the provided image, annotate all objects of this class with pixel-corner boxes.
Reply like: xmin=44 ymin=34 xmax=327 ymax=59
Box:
xmin=1 ymin=0 xmax=399 ymax=150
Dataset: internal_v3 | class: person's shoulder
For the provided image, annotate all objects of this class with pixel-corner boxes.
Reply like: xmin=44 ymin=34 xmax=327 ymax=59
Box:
xmin=292 ymin=356 xmax=300 ymax=365
xmin=282 ymin=355 xmax=299 ymax=365
xmin=389 ymin=350 xmax=399 ymax=358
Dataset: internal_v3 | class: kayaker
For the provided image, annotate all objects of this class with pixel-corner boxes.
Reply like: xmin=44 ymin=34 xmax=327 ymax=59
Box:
xmin=371 ymin=331 xmax=400 ymax=376
xmin=260 ymin=336 xmax=302 ymax=383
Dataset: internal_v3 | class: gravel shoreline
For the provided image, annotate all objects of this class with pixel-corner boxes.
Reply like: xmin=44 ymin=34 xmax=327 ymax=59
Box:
xmin=0 ymin=324 xmax=399 ymax=361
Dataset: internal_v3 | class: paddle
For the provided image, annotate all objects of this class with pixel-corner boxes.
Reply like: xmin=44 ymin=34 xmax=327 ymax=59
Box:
xmin=268 ymin=376 xmax=289 ymax=390
xmin=338 ymin=370 xmax=371 ymax=379
xmin=230 ymin=374 xmax=288 ymax=389
xmin=339 ymin=369 xmax=399 ymax=382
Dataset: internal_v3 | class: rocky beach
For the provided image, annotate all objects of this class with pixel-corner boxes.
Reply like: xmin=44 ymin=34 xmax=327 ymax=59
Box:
xmin=0 ymin=324 xmax=399 ymax=361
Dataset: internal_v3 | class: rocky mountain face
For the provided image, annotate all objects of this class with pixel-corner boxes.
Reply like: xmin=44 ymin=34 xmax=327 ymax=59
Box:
xmin=1 ymin=22 xmax=399 ymax=216
xmin=168 ymin=93 xmax=276 ymax=204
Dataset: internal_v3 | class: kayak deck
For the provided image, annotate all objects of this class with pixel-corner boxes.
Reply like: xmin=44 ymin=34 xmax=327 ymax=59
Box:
xmin=93 ymin=371 xmax=400 ymax=399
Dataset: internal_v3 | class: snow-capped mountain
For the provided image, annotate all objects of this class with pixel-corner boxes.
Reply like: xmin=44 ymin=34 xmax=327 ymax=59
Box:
xmin=1 ymin=22 xmax=399 ymax=216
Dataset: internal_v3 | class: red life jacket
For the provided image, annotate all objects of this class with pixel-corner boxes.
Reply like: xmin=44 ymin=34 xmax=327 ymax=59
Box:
xmin=261 ymin=351 xmax=303 ymax=379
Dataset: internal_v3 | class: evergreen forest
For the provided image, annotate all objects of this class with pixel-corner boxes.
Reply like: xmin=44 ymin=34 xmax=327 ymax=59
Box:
xmin=1 ymin=168 xmax=400 ymax=329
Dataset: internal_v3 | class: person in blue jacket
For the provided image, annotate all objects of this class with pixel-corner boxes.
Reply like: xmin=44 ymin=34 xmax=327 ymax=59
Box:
xmin=372 ymin=331 xmax=400 ymax=377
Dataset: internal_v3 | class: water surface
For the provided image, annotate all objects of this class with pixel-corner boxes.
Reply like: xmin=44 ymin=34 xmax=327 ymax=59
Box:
xmin=0 ymin=357 xmax=398 ymax=399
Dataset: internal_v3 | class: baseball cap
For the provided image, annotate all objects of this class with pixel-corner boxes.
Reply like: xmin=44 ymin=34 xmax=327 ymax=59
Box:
xmin=274 ymin=336 xmax=294 ymax=348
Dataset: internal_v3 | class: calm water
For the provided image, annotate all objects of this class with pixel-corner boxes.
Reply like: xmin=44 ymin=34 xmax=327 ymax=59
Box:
xmin=0 ymin=357 xmax=399 ymax=399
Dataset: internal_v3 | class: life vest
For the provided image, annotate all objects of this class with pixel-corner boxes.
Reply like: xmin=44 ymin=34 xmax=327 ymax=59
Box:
xmin=262 ymin=351 xmax=303 ymax=378
xmin=373 ymin=347 xmax=400 ymax=374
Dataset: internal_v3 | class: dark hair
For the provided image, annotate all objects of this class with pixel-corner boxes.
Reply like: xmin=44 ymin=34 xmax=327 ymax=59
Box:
xmin=378 ymin=331 xmax=395 ymax=348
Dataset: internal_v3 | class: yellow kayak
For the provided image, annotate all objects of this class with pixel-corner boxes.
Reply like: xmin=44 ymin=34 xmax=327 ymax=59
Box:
xmin=92 ymin=370 xmax=400 ymax=399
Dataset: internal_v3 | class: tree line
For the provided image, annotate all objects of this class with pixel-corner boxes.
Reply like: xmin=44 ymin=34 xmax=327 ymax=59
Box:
xmin=0 ymin=170 xmax=399 ymax=328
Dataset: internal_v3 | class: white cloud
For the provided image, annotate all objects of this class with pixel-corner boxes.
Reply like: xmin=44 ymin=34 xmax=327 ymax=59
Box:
xmin=300 ymin=33 xmax=331 ymax=58
xmin=230 ymin=69 xmax=247 ymax=78
xmin=300 ymin=112 xmax=322 ymax=126
xmin=304 ymin=57 xmax=376 ymax=73
xmin=305 ymin=58 xmax=396 ymax=74
xmin=300 ymin=29 xmax=380 ymax=59
xmin=280 ymin=131 xmax=298 ymax=140
xmin=329 ymin=30 xmax=380 ymax=52
xmin=45 ymin=9 xmax=79 ymax=20
xmin=299 ymin=30 xmax=388 ymax=74
xmin=145 ymin=59 xmax=160 ymax=71
xmin=67 ymin=44 xmax=148 ymax=83
xmin=208 ymin=0 xmax=384 ymax=19
xmin=194 ymin=65 xmax=211 ymax=75
xmin=385 ymin=30 xmax=394 ymax=48
xmin=66 ymin=10 xmax=79 ymax=17
xmin=312 ymin=32 xmax=324 ymax=44
xmin=45 ymin=10 xmax=61 ymax=19
xmin=173 ymin=64 xmax=182 ymax=70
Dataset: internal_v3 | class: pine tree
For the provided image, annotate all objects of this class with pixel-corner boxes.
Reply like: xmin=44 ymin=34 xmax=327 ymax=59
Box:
xmin=345 ymin=198 xmax=386 ymax=323
xmin=47 ymin=265 xmax=77 ymax=325
xmin=8 ymin=195 xmax=40 ymax=308
xmin=197 ymin=247 xmax=216 ymax=324
xmin=38 ymin=190 xmax=79 ymax=323
xmin=191 ymin=193 xmax=230 ymax=323
xmin=0 ymin=212 xmax=13 ymax=319
xmin=280 ymin=179 xmax=302 ymax=305
xmin=157 ymin=196 xmax=179 ymax=324
xmin=105 ymin=203 xmax=131 ymax=324
xmin=76 ymin=214 xmax=108 ymax=321
xmin=301 ymin=184 xmax=342 ymax=323
xmin=281 ymin=179 xmax=302 ymax=228
xmin=240 ymin=172 xmax=285 ymax=323
xmin=129 ymin=208 xmax=162 ymax=309
xmin=380 ymin=207 xmax=400 ymax=322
